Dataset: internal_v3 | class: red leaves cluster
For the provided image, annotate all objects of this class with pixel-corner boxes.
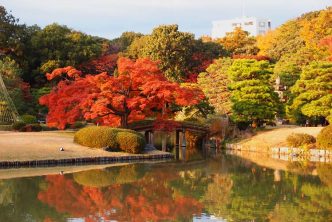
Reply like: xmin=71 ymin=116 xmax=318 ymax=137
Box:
xmin=40 ymin=57 xmax=204 ymax=129
xmin=79 ymin=54 xmax=118 ymax=74
xmin=46 ymin=66 xmax=82 ymax=80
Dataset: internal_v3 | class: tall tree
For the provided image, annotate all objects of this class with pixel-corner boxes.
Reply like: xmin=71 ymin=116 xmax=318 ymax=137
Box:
xmin=197 ymin=58 xmax=233 ymax=115
xmin=290 ymin=61 xmax=332 ymax=124
xmin=0 ymin=6 xmax=22 ymax=57
xmin=228 ymin=59 xmax=280 ymax=127
xmin=217 ymin=27 xmax=259 ymax=56
xmin=110 ymin=31 xmax=143 ymax=53
xmin=28 ymin=23 xmax=106 ymax=85
xmin=126 ymin=25 xmax=195 ymax=82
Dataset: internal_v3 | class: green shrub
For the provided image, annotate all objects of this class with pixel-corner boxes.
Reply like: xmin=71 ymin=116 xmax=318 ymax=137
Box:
xmin=20 ymin=124 xmax=42 ymax=132
xmin=74 ymin=126 xmax=146 ymax=153
xmin=41 ymin=124 xmax=58 ymax=131
xmin=20 ymin=115 xmax=37 ymax=124
xmin=12 ymin=121 xmax=26 ymax=131
xmin=286 ymin=133 xmax=316 ymax=148
xmin=317 ymin=125 xmax=332 ymax=150
xmin=70 ymin=121 xmax=86 ymax=129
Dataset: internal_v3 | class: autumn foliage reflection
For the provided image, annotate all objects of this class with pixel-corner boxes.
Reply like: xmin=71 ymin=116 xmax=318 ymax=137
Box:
xmin=38 ymin=166 xmax=203 ymax=221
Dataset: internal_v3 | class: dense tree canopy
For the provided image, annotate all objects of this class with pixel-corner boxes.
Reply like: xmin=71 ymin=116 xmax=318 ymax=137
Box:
xmin=217 ymin=27 xmax=259 ymax=56
xmin=290 ymin=61 xmax=332 ymax=124
xmin=228 ymin=59 xmax=281 ymax=126
xmin=197 ymin=58 xmax=233 ymax=115
xmin=125 ymin=25 xmax=195 ymax=81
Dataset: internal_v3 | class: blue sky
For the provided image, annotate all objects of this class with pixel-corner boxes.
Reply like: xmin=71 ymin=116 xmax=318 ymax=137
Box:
xmin=1 ymin=0 xmax=330 ymax=39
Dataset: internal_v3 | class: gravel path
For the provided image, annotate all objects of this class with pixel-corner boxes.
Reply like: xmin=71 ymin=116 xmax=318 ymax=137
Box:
xmin=0 ymin=131 xmax=168 ymax=162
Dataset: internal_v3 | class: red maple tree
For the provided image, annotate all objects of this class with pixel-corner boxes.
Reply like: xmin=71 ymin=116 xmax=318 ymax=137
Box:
xmin=40 ymin=57 xmax=204 ymax=129
xmin=79 ymin=54 xmax=119 ymax=74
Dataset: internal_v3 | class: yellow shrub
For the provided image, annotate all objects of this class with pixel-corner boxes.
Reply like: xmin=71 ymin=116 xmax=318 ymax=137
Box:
xmin=74 ymin=126 xmax=145 ymax=153
xmin=116 ymin=131 xmax=146 ymax=154
xmin=317 ymin=125 xmax=332 ymax=150
xmin=73 ymin=169 xmax=118 ymax=187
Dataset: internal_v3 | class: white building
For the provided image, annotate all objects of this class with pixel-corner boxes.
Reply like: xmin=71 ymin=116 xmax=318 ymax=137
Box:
xmin=212 ymin=17 xmax=271 ymax=39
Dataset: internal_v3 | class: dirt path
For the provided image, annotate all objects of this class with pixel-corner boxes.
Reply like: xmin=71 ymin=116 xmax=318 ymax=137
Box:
xmin=236 ymin=126 xmax=323 ymax=152
xmin=0 ymin=131 xmax=167 ymax=162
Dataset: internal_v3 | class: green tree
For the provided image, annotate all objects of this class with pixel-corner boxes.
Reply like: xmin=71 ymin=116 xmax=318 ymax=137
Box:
xmin=197 ymin=58 xmax=233 ymax=115
xmin=228 ymin=59 xmax=280 ymax=127
xmin=111 ymin=31 xmax=143 ymax=53
xmin=0 ymin=6 xmax=22 ymax=58
xmin=28 ymin=23 xmax=105 ymax=85
xmin=290 ymin=61 xmax=332 ymax=124
xmin=126 ymin=24 xmax=195 ymax=81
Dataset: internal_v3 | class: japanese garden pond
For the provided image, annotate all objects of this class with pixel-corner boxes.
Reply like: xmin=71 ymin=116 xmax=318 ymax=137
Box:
xmin=0 ymin=153 xmax=331 ymax=222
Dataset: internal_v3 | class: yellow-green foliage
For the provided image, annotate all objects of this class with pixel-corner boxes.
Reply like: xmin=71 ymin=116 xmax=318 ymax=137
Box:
xmin=317 ymin=125 xmax=332 ymax=150
xmin=286 ymin=133 xmax=316 ymax=148
xmin=116 ymin=132 xmax=145 ymax=154
xmin=73 ymin=169 xmax=117 ymax=187
xmin=74 ymin=126 xmax=146 ymax=153
xmin=73 ymin=165 xmax=146 ymax=187
xmin=20 ymin=115 xmax=37 ymax=124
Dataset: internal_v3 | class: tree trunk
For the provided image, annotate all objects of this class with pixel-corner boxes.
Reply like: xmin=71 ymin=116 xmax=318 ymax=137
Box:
xmin=121 ymin=114 xmax=128 ymax=128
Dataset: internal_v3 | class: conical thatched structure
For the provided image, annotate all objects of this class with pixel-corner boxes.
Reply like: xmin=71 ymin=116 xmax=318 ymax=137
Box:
xmin=0 ymin=72 xmax=19 ymax=124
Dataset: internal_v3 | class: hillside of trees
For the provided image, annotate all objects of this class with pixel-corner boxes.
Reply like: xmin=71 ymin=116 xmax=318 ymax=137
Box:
xmin=0 ymin=5 xmax=331 ymax=129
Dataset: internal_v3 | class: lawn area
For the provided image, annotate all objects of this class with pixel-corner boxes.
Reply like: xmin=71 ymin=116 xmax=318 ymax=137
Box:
xmin=234 ymin=125 xmax=323 ymax=152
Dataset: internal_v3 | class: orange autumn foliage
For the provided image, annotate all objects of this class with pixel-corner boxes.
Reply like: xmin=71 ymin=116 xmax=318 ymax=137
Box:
xmin=79 ymin=54 xmax=118 ymax=74
xmin=40 ymin=57 xmax=204 ymax=129
xmin=38 ymin=172 xmax=203 ymax=222
xmin=320 ymin=36 xmax=332 ymax=61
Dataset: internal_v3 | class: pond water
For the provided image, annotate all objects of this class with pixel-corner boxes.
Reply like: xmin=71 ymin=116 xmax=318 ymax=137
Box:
xmin=0 ymin=153 xmax=331 ymax=222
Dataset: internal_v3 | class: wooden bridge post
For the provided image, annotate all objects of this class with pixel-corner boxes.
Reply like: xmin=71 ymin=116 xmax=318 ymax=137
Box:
xmin=175 ymin=130 xmax=180 ymax=160
xmin=179 ymin=129 xmax=186 ymax=160
xmin=161 ymin=132 xmax=167 ymax=152
xmin=145 ymin=130 xmax=154 ymax=146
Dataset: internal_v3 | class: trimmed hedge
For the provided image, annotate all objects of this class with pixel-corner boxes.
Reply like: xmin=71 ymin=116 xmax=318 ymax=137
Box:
xmin=286 ymin=133 xmax=316 ymax=148
xmin=317 ymin=125 xmax=332 ymax=150
xmin=12 ymin=121 xmax=26 ymax=131
xmin=74 ymin=126 xmax=146 ymax=154
xmin=12 ymin=122 xmax=42 ymax=132
xmin=20 ymin=124 xmax=42 ymax=132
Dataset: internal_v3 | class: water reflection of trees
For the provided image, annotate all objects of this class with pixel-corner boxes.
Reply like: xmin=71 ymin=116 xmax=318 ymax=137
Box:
xmin=0 ymin=158 xmax=331 ymax=222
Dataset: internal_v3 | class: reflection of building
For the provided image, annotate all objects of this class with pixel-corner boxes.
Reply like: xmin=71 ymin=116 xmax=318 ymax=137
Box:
xmin=212 ymin=17 xmax=271 ymax=38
